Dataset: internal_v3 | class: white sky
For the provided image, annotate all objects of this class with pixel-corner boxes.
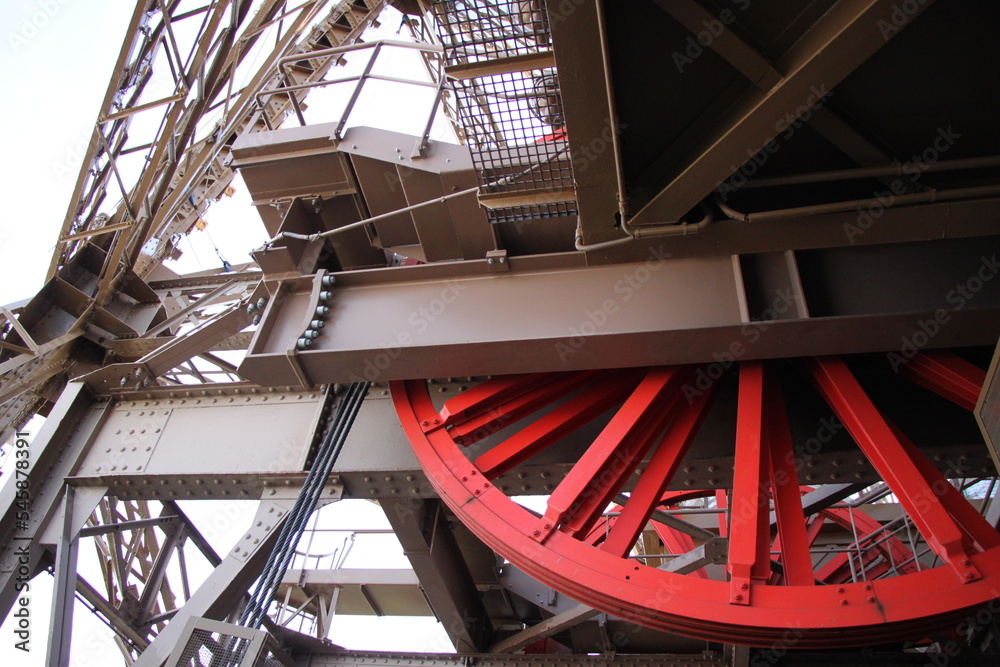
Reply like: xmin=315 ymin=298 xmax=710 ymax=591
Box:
xmin=0 ymin=2 xmax=459 ymax=663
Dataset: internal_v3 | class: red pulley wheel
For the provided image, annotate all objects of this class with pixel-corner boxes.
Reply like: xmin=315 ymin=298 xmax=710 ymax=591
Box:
xmin=391 ymin=354 xmax=1000 ymax=647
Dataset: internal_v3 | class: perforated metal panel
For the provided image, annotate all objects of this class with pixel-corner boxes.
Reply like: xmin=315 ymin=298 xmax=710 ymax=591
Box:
xmin=433 ymin=0 xmax=577 ymax=224
xmin=173 ymin=628 xmax=251 ymax=667
xmin=167 ymin=618 xmax=288 ymax=667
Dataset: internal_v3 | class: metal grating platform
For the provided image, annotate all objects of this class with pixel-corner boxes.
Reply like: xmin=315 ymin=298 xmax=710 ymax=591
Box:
xmin=433 ymin=0 xmax=577 ymax=223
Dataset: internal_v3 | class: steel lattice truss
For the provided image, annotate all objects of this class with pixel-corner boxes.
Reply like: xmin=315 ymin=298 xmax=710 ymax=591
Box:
xmin=2 ymin=1 xmax=1000 ymax=666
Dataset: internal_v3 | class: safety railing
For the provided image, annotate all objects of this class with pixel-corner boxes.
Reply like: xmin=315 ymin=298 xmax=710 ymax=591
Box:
xmin=255 ymin=39 xmax=448 ymax=157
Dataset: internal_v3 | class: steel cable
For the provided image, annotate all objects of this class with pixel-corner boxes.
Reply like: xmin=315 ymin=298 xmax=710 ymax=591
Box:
xmin=240 ymin=381 xmax=370 ymax=629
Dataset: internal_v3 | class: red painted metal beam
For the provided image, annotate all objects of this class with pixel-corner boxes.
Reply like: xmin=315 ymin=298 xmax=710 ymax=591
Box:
xmin=808 ymin=356 xmax=981 ymax=583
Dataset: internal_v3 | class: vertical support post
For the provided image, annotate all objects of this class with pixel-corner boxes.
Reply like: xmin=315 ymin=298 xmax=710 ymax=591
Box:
xmin=46 ymin=486 xmax=79 ymax=667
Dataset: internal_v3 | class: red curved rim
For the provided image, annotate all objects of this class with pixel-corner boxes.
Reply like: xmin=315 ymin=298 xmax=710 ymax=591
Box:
xmin=391 ymin=355 xmax=1000 ymax=647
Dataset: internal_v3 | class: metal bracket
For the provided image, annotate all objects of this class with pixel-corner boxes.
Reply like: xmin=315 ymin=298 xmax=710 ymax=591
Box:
xmin=486 ymin=249 xmax=508 ymax=272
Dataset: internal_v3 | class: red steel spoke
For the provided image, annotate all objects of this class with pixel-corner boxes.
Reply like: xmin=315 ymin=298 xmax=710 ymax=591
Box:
xmin=450 ymin=370 xmax=610 ymax=446
xmin=534 ymin=367 xmax=688 ymax=542
xmin=728 ymin=361 xmax=771 ymax=604
xmin=601 ymin=384 xmax=717 ymax=557
xmin=474 ymin=370 xmax=644 ymax=478
xmin=886 ymin=421 xmax=1000 ymax=551
xmin=807 ymin=356 xmax=982 ymax=582
xmin=894 ymin=351 xmax=986 ymax=411
xmin=393 ymin=359 xmax=1000 ymax=646
xmin=431 ymin=373 xmax=562 ymax=431
xmin=805 ymin=514 xmax=825 ymax=548
xmin=715 ymin=490 xmax=729 ymax=538
xmin=764 ymin=374 xmax=815 ymax=587
xmin=562 ymin=387 xmax=684 ymax=539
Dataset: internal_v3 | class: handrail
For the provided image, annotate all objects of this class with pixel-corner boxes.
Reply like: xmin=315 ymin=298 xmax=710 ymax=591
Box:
xmin=258 ymin=40 xmax=446 ymax=140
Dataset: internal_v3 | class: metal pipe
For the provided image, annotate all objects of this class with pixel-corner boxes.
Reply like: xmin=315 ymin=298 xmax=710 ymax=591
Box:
xmin=739 ymin=155 xmax=1000 ymax=189
xmin=256 ymin=72 xmax=440 ymax=130
xmin=575 ymin=202 xmax=716 ymax=250
xmin=716 ymin=184 xmax=1000 ymax=223
xmin=574 ymin=1 xmax=717 ymax=247
xmin=271 ymin=185 xmax=480 ymax=244
xmin=334 ymin=42 xmax=385 ymax=139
